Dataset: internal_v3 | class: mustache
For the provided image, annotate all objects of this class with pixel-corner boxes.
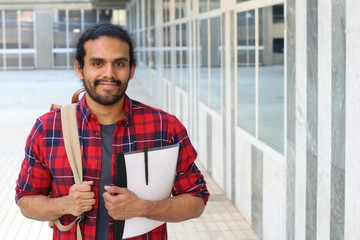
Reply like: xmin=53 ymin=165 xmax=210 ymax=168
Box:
xmin=94 ymin=79 xmax=122 ymax=86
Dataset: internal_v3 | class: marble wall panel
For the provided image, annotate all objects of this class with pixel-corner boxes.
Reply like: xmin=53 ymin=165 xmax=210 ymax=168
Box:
xmin=263 ymin=155 xmax=286 ymax=240
xmin=198 ymin=106 xmax=209 ymax=168
xmin=235 ymin=132 xmax=252 ymax=223
xmin=317 ymin=0 xmax=332 ymax=239
xmin=330 ymin=0 xmax=346 ymax=239
xmin=211 ymin=115 xmax=224 ymax=189
xmin=251 ymin=145 xmax=263 ymax=239
xmin=295 ymin=0 xmax=307 ymax=239
xmin=345 ymin=0 xmax=360 ymax=239
xmin=286 ymin=0 xmax=296 ymax=239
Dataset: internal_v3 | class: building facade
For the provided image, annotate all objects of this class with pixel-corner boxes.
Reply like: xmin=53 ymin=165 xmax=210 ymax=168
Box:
xmin=0 ymin=0 xmax=127 ymax=70
xmin=125 ymin=0 xmax=360 ymax=240
xmin=1 ymin=0 xmax=359 ymax=239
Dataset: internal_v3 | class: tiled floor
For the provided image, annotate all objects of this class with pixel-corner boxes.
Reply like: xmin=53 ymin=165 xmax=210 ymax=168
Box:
xmin=0 ymin=70 xmax=259 ymax=240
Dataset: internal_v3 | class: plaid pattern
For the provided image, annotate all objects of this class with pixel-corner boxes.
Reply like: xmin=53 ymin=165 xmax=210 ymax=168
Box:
xmin=16 ymin=95 xmax=209 ymax=240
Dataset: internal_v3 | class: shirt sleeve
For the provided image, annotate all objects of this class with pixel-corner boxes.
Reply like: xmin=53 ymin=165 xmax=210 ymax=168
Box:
xmin=171 ymin=118 xmax=210 ymax=205
xmin=15 ymin=118 xmax=52 ymax=202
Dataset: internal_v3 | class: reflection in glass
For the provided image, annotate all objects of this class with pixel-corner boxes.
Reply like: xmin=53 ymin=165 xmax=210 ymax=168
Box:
xmin=53 ymin=10 xmax=67 ymax=48
xmin=6 ymin=54 xmax=19 ymax=68
xmin=163 ymin=0 xmax=170 ymax=22
xmin=150 ymin=28 xmax=156 ymax=70
xmin=163 ymin=26 xmax=171 ymax=80
xmin=0 ymin=11 xmax=3 ymax=49
xmin=182 ymin=23 xmax=188 ymax=91
xmin=199 ymin=19 xmax=208 ymax=104
xmin=5 ymin=11 xmax=18 ymax=49
xmin=199 ymin=0 xmax=207 ymax=13
xmin=20 ymin=11 xmax=34 ymax=48
xmin=22 ymin=54 xmax=34 ymax=67
xmin=84 ymin=10 xmax=97 ymax=29
xmin=258 ymin=6 xmax=284 ymax=153
xmin=209 ymin=0 xmax=220 ymax=10
xmin=210 ymin=16 xmax=221 ymax=113
xmin=176 ymin=24 xmax=181 ymax=87
xmin=237 ymin=10 xmax=256 ymax=135
xmin=68 ymin=10 xmax=81 ymax=48
xmin=175 ymin=0 xmax=187 ymax=19
xmin=54 ymin=53 xmax=67 ymax=67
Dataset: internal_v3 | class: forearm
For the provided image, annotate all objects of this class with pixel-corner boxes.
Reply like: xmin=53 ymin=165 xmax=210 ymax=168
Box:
xmin=17 ymin=195 xmax=69 ymax=221
xmin=142 ymin=194 xmax=205 ymax=223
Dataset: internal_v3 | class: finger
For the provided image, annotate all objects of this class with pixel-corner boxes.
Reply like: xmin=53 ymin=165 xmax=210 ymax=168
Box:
xmin=79 ymin=191 xmax=95 ymax=199
xmin=104 ymin=185 xmax=127 ymax=195
xmin=73 ymin=182 xmax=94 ymax=192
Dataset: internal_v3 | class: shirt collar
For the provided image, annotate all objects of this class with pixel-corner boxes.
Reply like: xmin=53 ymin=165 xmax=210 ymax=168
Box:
xmin=78 ymin=93 xmax=133 ymax=124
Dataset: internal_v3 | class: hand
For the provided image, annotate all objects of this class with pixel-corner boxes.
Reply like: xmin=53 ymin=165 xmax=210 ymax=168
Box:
xmin=103 ymin=186 xmax=146 ymax=220
xmin=65 ymin=181 xmax=95 ymax=217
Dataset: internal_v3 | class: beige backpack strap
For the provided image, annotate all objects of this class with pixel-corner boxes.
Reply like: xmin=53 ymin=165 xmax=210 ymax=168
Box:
xmin=61 ymin=104 xmax=82 ymax=184
xmin=50 ymin=104 xmax=83 ymax=240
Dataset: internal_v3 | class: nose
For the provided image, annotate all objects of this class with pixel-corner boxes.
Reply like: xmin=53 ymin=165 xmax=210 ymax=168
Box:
xmin=102 ymin=64 xmax=116 ymax=80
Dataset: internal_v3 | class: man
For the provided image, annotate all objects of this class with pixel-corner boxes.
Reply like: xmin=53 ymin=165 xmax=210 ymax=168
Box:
xmin=15 ymin=23 xmax=209 ymax=240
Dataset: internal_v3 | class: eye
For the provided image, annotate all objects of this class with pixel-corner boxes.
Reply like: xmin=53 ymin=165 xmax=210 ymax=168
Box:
xmin=115 ymin=62 xmax=125 ymax=67
xmin=93 ymin=61 xmax=102 ymax=66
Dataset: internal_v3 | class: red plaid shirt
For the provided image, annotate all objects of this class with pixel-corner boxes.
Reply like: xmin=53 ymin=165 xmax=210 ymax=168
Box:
xmin=16 ymin=95 xmax=209 ymax=240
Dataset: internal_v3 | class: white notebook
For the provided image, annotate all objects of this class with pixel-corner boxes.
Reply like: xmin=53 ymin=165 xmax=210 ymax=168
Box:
xmin=115 ymin=144 xmax=180 ymax=239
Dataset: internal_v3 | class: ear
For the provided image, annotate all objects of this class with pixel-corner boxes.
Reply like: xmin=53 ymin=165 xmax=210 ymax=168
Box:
xmin=74 ymin=60 xmax=84 ymax=80
xmin=129 ymin=64 xmax=136 ymax=80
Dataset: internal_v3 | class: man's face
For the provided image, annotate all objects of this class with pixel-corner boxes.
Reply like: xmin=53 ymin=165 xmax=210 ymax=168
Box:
xmin=75 ymin=36 xmax=136 ymax=106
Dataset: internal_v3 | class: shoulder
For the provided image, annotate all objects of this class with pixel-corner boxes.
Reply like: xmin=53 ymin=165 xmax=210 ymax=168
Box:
xmin=33 ymin=108 xmax=62 ymax=135
xmin=131 ymin=99 xmax=179 ymax=124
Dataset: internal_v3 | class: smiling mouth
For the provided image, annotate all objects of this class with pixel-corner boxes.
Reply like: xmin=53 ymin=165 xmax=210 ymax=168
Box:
xmin=94 ymin=79 xmax=122 ymax=87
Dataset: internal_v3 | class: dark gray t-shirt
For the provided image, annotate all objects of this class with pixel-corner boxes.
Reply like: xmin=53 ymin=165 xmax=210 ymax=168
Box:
xmin=96 ymin=123 xmax=116 ymax=240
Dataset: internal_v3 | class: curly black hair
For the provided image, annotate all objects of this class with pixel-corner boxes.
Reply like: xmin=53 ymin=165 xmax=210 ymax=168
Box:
xmin=75 ymin=23 xmax=137 ymax=68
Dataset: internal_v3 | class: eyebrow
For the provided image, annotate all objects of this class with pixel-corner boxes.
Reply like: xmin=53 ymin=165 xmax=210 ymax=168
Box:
xmin=89 ymin=57 xmax=129 ymax=62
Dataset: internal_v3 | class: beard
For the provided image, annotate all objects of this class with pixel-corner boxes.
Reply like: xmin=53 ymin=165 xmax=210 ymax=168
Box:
xmin=82 ymin=78 xmax=130 ymax=106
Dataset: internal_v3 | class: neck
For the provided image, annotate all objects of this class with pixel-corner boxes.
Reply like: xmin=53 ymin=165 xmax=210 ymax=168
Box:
xmin=85 ymin=94 xmax=125 ymax=125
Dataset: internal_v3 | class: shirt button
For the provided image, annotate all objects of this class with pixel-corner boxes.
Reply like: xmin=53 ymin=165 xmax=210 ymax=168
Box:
xmin=95 ymin=131 xmax=99 ymax=136
xmin=95 ymin=160 xmax=99 ymax=165
xmin=90 ymin=218 xmax=94 ymax=222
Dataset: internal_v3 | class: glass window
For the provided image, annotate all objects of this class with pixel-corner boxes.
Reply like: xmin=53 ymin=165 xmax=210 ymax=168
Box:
xmin=54 ymin=53 xmax=67 ymax=67
xmin=199 ymin=19 xmax=209 ymax=104
xmin=84 ymin=10 xmax=97 ymax=30
xmin=237 ymin=0 xmax=252 ymax=2
xmin=0 ymin=11 xmax=3 ymax=49
xmin=19 ymin=11 xmax=34 ymax=48
xmin=150 ymin=28 xmax=156 ymax=70
xmin=209 ymin=0 xmax=220 ymax=11
xmin=199 ymin=0 xmax=207 ymax=13
xmin=176 ymin=24 xmax=181 ymax=86
xmin=6 ymin=54 xmax=19 ymax=68
xmin=163 ymin=0 xmax=170 ymax=22
xmin=175 ymin=0 xmax=187 ymax=19
xmin=210 ymin=16 xmax=221 ymax=112
xmin=200 ymin=0 xmax=220 ymax=12
xmin=182 ymin=23 xmax=188 ymax=91
xmin=53 ymin=10 xmax=67 ymax=48
xmin=68 ymin=10 xmax=81 ymax=48
xmin=22 ymin=53 xmax=34 ymax=67
xmin=258 ymin=6 xmax=284 ymax=153
xmin=163 ymin=26 xmax=171 ymax=80
xmin=5 ymin=11 xmax=18 ymax=49
xmin=237 ymin=10 xmax=256 ymax=135
xmin=0 ymin=54 xmax=3 ymax=70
